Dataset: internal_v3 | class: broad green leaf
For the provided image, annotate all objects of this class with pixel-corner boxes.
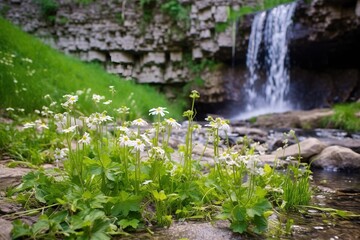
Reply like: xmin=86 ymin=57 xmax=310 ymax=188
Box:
xmin=32 ymin=217 xmax=50 ymax=235
xmin=246 ymin=208 xmax=260 ymax=218
xmin=11 ymin=220 xmax=32 ymax=238
xmin=110 ymin=192 xmax=141 ymax=217
xmin=253 ymin=215 xmax=268 ymax=233
xmin=118 ymin=219 xmax=140 ymax=229
xmin=152 ymin=190 xmax=167 ymax=201
xmin=230 ymin=221 xmax=247 ymax=233
xmin=232 ymin=205 xmax=246 ymax=221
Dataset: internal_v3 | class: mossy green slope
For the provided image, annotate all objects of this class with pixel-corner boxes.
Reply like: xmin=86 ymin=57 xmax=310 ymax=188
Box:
xmin=0 ymin=17 xmax=182 ymax=119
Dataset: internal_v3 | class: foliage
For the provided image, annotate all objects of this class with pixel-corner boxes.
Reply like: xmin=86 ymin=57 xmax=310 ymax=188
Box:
xmin=33 ymin=0 xmax=58 ymax=22
xmin=160 ymin=0 xmax=189 ymax=23
xmin=323 ymin=102 xmax=360 ymax=132
xmin=215 ymin=0 xmax=297 ymax=33
xmin=0 ymin=18 xmax=183 ymax=119
xmin=1 ymin=90 xmax=313 ymax=238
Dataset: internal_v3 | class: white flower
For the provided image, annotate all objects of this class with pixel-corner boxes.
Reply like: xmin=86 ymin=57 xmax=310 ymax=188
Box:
xmin=54 ymin=148 xmax=68 ymax=161
xmin=118 ymin=135 xmax=132 ymax=147
xmin=132 ymin=118 xmax=148 ymax=127
xmin=116 ymin=126 xmax=130 ymax=135
xmin=219 ymin=152 xmax=230 ymax=162
xmin=92 ymin=94 xmax=105 ymax=103
xmin=116 ymin=106 xmax=130 ymax=115
xmin=148 ymin=146 xmax=165 ymax=159
xmin=131 ymin=138 xmax=145 ymax=152
xmin=64 ymin=94 xmax=78 ymax=104
xmin=23 ymin=122 xmax=35 ymax=129
xmin=99 ymin=111 xmax=113 ymax=122
xmin=78 ymin=132 xmax=91 ymax=145
xmin=165 ymin=118 xmax=181 ymax=129
xmin=149 ymin=107 xmax=169 ymax=117
xmin=62 ymin=125 xmax=77 ymax=133
xmin=6 ymin=107 xmax=14 ymax=111
xmin=37 ymin=122 xmax=49 ymax=130
xmin=103 ymin=100 xmax=112 ymax=105
xmin=109 ymin=86 xmax=116 ymax=94
xmin=142 ymin=180 xmax=153 ymax=185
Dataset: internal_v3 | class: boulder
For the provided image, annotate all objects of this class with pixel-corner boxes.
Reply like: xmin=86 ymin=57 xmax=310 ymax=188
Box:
xmin=0 ymin=165 xmax=31 ymax=191
xmin=311 ymin=146 xmax=360 ymax=171
xmin=0 ymin=218 xmax=12 ymax=240
xmin=272 ymin=138 xmax=327 ymax=162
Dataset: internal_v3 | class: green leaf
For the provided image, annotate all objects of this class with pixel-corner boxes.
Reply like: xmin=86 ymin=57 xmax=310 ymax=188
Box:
xmin=230 ymin=221 xmax=247 ymax=233
xmin=253 ymin=215 xmax=268 ymax=233
xmin=118 ymin=219 xmax=140 ymax=229
xmin=11 ymin=220 xmax=32 ymax=238
xmin=32 ymin=216 xmax=50 ymax=235
xmin=152 ymin=190 xmax=167 ymax=201
xmin=253 ymin=199 xmax=272 ymax=213
xmin=246 ymin=208 xmax=260 ymax=218
xmin=110 ymin=191 xmax=141 ymax=217
xmin=232 ymin=205 xmax=246 ymax=221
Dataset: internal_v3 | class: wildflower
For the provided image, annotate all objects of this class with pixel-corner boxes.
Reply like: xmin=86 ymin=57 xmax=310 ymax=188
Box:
xmin=76 ymin=90 xmax=84 ymax=95
xmin=142 ymin=180 xmax=153 ymax=185
xmin=109 ymin=85 xmax=116 ymax=94
xmin=54 ymin=148 xmax=68 ymax=161
xmin=78 ymin=132 xmax=91 ymax=145
xmin=116 ymin=126 xmax=130 ymax=135
xmin=6 ymin=107 xmax=14 ymax=111
xmin=190 ymin=90 xmax=200 ymax=99
xmin=44 ymin=94 xmax=51 ymax=99
xmin=131 ymin=138 xmax=145 ymax=152
xmin=64 ymin=94 xmax=78 ymax=104
xmin=140 ymin=133 xmax=151 ymax=145
xmin=165 ymin=118 xmax=181 ymax=129
xmin=148 ymin=146 xmax=165 ymax=159
xmin=37 ymin=122 xmax=49 ymax=130
xmin=17 ymin=108 xmax=25 ymax=112
xmin=116 ymin=106 xmax=130 ymax=115
xmin=99 ymin=111 xmax=113 ymax=123
xmin=23 ymin=122 xmax=35 ymax=129
xmin=62 ymin=125 xmax=77 ymax=133
xmin=132 ymin=118 xmax=148 ymax=127
xmin=193 ymin=124 xmax=202 ymax=133
xmin=149 ymin=107 xmax=169 ymax=117
xmin=103 ymin=100 xmax=112 ymax=105
xmin=92 ymin=94 xmax=105 ymax=103
xmin=219 ymin=152 xmax=230 ymax=162
xmin=226 ymin=159 xmax=240 ymax=167
xmin=118 ymin=135 xmax=132 ymax=147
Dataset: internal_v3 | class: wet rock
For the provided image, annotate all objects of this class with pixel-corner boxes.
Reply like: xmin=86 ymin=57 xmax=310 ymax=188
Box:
xmin=311 ymin=146 xmax=360 ymax=170
xmin=321 ymin=137 xmax=360 ymax=154
xmin=272 ymin=137 xmax=327 ymax=162
xmin=159 ymin=221 xmax=236 ymax=240
xmin=0 ymin=165 xmax=31 ymax=191
xmin=254 ymin=109 xmax=334 ymax=129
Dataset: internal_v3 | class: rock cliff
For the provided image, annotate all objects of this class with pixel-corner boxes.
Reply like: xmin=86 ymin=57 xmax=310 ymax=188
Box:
xmin=1 ymin=0 xmax=359 ymax=112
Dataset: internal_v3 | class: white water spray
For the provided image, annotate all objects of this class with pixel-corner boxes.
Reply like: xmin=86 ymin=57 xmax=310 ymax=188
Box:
xmin=235 ymin=2 xmax=297 ymax=120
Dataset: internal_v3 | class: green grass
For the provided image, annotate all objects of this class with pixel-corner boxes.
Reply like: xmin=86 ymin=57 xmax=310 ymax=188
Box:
xmin=325 ymin=102 xmax=360 ymax=132
xmin=0 ymin=17 xmax=183 ymax=119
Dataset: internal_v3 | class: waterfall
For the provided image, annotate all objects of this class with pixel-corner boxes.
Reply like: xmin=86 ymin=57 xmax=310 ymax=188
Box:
xmin=236 ymin=2 xmax=297 ymax=119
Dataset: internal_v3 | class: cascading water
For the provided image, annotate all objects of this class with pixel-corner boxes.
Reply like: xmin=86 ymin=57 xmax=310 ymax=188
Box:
xmin=235 ymin=2 xmax=297 ymax=119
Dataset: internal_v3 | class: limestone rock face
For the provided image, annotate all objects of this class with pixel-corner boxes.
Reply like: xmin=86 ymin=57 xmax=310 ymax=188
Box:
xmin=311 ymin=146 xmax=360 ymax=170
